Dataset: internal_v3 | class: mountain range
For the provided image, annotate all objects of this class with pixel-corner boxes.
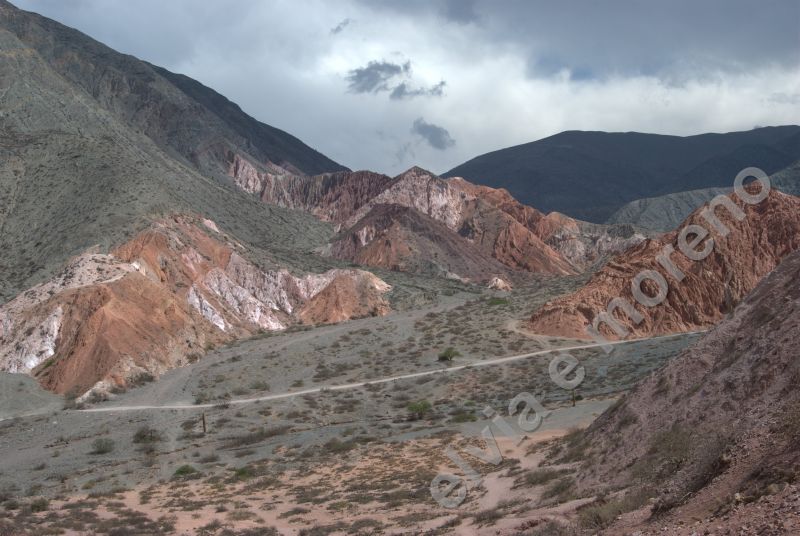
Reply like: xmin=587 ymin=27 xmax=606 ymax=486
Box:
xmin=445 ymin=126 xmax=800 ymax=222
xmin=1 ymin=1 xmax=800 ymax=534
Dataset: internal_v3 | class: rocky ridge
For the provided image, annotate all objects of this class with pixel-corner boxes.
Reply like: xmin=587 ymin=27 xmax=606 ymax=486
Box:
xmin=528 ymin=188 xmax=800 ymax=339
xmin=230 ymin=162 xmax=645 ymax=281
xmin=579 ymin=247 xmax=800 ymax=533
xmin=0 ymin=216 xmax=390 ymax=397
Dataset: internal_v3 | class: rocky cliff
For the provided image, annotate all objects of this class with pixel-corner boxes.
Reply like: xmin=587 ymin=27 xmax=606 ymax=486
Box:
xmin=577 ymin=248 xmax=800 ymax=531
xmin=242 ymin=164 xmax=642 ymax=281
xmin=0 ymin=216 xmax=390 ymax=397
xmin=528 ymin=189 xmax=800 ymax=339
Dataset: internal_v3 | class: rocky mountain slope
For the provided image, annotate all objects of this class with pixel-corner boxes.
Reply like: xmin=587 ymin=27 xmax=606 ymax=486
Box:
xmin=0 ymin=216 xmax=389 ymax=397
xmin=230 ymin=162 xmax=646 ymax=281
xmin=528 ymin=189 xmax=800 ymax=339
xmin=0 ymin=0 xmax=345 ymax=302
xmin=607 ymin=159 xmax=800 ymax=231
xmin=577 ymin=248 xmax=800 ymax=532
xmin=0 ymin=0 xmax=345 ymax=179
xmin=444 ymin=127 xmax=800 ymax=222
xmin=606 ymin=187 xmax=732 ymax=232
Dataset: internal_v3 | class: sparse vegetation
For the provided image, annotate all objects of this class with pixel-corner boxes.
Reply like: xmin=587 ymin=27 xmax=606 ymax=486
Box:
xmin=407 ymin=400 xmax=432 ymax=420
xmin=132 ymin=426 xmax=162 ymax=444
xmin=90 ymin=438 xmax=115 ymax=455
xmin=437 ymin=347 xmax=460 ymax=362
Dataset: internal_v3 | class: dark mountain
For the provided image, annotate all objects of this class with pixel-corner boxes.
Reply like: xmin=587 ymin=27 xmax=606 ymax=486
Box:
xmin=0 ymin=0 xmax=339 ymax=301
xmin=608 ymin=159 xmax=800 ymax=231
xmin=0 ymin=0 xmax=346 ymax=181
xmin=444 ymin=127 xmax=800 ymax=222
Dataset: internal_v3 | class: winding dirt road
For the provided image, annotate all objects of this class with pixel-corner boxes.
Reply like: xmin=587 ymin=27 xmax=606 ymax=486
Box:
xmin=78 ymin=331 xmax=702 ymax=414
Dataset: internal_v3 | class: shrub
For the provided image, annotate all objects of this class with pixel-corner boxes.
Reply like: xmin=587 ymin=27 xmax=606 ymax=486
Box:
xmin=29 ymin=497 xmax=48 ymax=513
xmin=438 ymin=347 xmax=461 ymax=362
xmin=542 ymin=477 xmax=575 ymax=502
xmin=578 ymin=492 xmax=650 ymax=530
xmin=132 ymin=426 xmax=162 ymax=444
xmin=173 ymin=465 xmax=197 ymax=477
xmin=407 ymin=400 xmax=432 ymax=421
xmin=519 ymin=468 xmax=569 ymax=487
xmin=90 ymin=438 xmax=115 ymax=455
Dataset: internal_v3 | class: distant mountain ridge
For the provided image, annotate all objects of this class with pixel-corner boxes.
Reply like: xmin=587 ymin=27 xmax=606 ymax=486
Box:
xmin=607 ymin=159 xmax=800 ymax=231
xmin=444 ymin=127 xmax=800 ymax=222
xmin=229 ymin=161 xmax=648 ymax=281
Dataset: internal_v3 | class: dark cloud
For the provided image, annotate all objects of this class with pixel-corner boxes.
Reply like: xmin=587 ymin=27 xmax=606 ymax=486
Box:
xmin=14 ymin=0 xmax=798 ymax=176
xmin=439 ymin=0 xmax=479 ymax=24
xmin=330 ymin=18 xmax=352 ymax=34
xmin=347 ymin=60 xmax=445 ymax=100
xmin=411 ymin=118 xmax=455 ymax=150
xmin=390 ymin=80 xmax=446 ymax=100
xmin=360 ymin=0 xmax=800 ymax=80
xmin=345 ymin=60 xmax=411 ymax=93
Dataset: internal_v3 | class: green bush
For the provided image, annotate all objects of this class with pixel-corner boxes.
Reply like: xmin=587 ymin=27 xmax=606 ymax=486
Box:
xmin=29 ymin=497 xmax=49 ymax=513
xmin=407 ymin=400 xmax=432 ymax=420
xmin=132 ymin=426 xmax=162 ymax=444
xmin=437 ymin=347 xmax=461 ymax=362
xmin=173 ymin=465 xmax=197 ymax=477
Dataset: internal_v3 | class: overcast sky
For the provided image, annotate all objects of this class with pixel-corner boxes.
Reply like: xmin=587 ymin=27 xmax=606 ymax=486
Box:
xmin=14 ymin=0 xmax=800 ymax=175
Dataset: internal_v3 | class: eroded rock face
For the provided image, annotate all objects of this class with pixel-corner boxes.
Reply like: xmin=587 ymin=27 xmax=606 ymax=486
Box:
xmin=527 ymin=190 xmax=800 ymax=339
xmin=327 ymin=204 xmax=514 ymax=282
xmin=448 ymin=178 xmax=647 ymax=270
xmin=228 ymin=153 xmax=393 ymax=225
xmin=0 ymin=216 xmax=391 ymax=396
xmin=580 ymin=248 xmax=800 ymax=525
xmin=238 ymin=162 xmax=642 ymax=279
xmin=487 ymin=277 xmax=512 ymax=291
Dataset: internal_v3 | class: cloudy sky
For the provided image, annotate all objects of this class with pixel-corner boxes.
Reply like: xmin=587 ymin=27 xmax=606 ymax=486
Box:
xmin=14 ymin=0 xmax=800 ymax=175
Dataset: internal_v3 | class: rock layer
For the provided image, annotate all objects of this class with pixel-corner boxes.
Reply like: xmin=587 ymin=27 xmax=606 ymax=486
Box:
xmin=580 ymin=247 xmax=800 ymax=528
xmin=240 ymin=164 xmax=642 ymax=280
xmin=528 ymin=189 xmax=800 ymax=339
xmin=0 ymin=216 xmax=391 ymax=396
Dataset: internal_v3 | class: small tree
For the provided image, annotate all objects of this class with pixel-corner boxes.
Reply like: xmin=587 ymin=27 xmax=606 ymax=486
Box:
xmin=438 ymin=347 xmax=461 ymax=362
xmin=407 ymin=400 xmax=432 ymax=421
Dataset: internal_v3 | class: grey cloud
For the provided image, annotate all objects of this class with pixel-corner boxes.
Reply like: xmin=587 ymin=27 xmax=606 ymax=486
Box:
xmin=411 ymin=118 xmax=455 ymax=150
xmin=439 ymin=0 xmax=479 ymax=24
xmin=346 ymin=60 xmax=411 ymax=93
xmin=330 ymin=18 xmax=352 ymax=34
xmin=359 ymin=0 xmax=800 ymax=81
xmin=390 ymin=80 xmax=446 ymax=100
xmin=768 ymin=93 xmax=800 ymax=105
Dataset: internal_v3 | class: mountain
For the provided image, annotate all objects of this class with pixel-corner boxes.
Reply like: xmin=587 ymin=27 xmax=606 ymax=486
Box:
xmin=0 ymin=0 xmax=346 ymax=178
xmin=576 ymin=248 xmax=800 ymax=532
xmin=528 ymin=188 xmax=800 ymax=339
xmin=444 ymin=127 xmax=800 ymax=223
xmin=233 ymin=163 xmax=647 ymax=281
xmin=0 ymin=1 xmax=390 ymax=397
xmin=0 ymin=215 xmax=390 ymax=397
xmin=607 ymin=159 xmax=800 ymax=231
xmin=0 ymin=0 xmax=347 ymax=302
xmin=606 ymin=187 xmax=732 ymax=232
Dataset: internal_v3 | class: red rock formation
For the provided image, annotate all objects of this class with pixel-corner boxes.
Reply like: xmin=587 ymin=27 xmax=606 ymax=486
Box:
xmin=0 ymin=216 xmax=391 ymax=396
xmin=528 ymin=189 xmax=800 ymax=339
xmin=233 ymin=162 xmax=642 ymax=279
xmin=328 ymin=204 xmax=512 ymax=282
xmin=579 ymin=247 xmax=800 ymax=529
xmin=448 ymin=177 xmax=646 ymax=270
xmin=227 ymin=153 xmax=393 ymax=225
